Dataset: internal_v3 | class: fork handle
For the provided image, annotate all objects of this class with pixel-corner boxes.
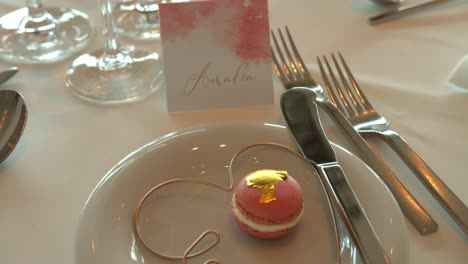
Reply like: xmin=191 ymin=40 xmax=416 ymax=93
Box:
xmin=380 ymin=131 xmax=468 ymax=235
xmin=320 ymin=99 xmax=438 ymax=235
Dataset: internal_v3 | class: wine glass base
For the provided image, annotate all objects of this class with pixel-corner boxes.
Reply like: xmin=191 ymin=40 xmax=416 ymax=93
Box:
xmin=113 ymin=1 xmax=161 ymax=40
xmin=0 ymin=7 xmax=92 ymax=64
xmin=66 ymin=46 xmax=162 ymax=105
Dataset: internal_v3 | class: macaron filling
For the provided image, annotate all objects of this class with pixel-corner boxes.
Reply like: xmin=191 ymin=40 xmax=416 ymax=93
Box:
xmin=232 ymin=195 xmax=304 ymax=233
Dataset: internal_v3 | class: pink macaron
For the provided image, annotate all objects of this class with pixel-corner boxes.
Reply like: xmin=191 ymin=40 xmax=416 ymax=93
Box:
xmin=231 ymin=169 xmax=304 ymax=239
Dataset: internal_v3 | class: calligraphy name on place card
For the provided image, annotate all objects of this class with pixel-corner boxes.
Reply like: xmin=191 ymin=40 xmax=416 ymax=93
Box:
xmin=160 ymin=0 xmax=274 ymax=112
xmin=184 ymin=63 xmax=256 ymax=96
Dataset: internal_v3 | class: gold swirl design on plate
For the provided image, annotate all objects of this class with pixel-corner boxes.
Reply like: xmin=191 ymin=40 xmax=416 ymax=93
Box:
xmin=134 ymin=142 xmax=340 ymax=263
xmin=246 ymin=169 xmax=288 ymax=203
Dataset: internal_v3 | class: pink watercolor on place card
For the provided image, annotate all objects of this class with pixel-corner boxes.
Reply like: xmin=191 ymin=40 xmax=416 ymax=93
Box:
xmin=159 ymin=0 xmax=274 ymax=112
xmin=234 ymin=1 xmax=270 ymax=61
xmin=160 ymin=8 xmax=196 ymax=41
xmin=160 ymin=0 xmax=270 ymax=63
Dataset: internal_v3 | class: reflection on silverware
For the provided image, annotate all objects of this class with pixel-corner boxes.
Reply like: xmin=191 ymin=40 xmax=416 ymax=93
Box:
xmin=281 ymin=88 xmax=389 ymax=264
xmin=321 ymin=52 xmax=468 ymax=235
xmin=0 ymin=68 xmax=18 ymax=85
xmin=369 ymin=0 xmax=454 ymax=25
xmin=0 ymin=90 xmax=27 ymax=163
xmin=271 ymin=26 xmax=438 ymax=235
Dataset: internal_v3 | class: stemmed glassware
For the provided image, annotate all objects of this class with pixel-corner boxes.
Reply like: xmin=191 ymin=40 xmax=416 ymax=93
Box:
xmin=0 ymin=1 xmax=92 ymax=63
xmin=113 ymin=0 xmax=164 ymax=40
xmin=65 ymin=0 xmax=161 ymax=104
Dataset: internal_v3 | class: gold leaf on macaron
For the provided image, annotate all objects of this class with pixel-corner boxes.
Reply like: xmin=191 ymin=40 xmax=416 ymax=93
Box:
xmin=245 ymin=170 xmax=288 ymax=203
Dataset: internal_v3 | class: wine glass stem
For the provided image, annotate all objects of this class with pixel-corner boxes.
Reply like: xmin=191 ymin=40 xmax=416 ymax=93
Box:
xmin=26 ymin=0 xmax=46 ymax=17
xmin=100 ymin=0 xmax=120 ymax=53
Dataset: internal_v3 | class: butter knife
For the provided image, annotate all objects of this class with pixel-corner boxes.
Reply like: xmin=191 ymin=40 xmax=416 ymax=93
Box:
xmin=0 ymin=67 xmax=18 ymax=85
xmin=281 ymin=88 xmax=390 ymax=264
xmin=369 ymin=0 xmax=454 ymax=25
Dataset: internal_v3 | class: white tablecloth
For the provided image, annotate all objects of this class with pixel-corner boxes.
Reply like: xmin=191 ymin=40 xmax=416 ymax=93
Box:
xmin=0 ymin=0 xmax=467 ymax=263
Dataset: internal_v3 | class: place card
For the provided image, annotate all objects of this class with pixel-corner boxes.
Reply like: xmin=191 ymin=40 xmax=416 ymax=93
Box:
xmin=159 ymin=0 xmax=274 ymax=112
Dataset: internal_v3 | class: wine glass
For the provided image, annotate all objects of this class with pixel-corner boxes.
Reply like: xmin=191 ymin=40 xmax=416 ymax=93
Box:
xmin=65 ymin=0 xmax=161 ymax=104
xmin=0 ymin=1 xmax=92 ymax=63
xmin=112 ymin=0 xmax=164 ymax=40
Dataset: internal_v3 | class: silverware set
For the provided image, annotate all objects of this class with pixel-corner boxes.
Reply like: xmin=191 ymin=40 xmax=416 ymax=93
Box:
xmin=272 ymin=25 xmax=468 ymax=262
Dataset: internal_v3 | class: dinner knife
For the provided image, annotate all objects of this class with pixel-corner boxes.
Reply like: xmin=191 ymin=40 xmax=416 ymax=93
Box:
xmin=369 ymin=0 xmax=454 ymax=25
xmin=281 ymin=88 xmax=390 ymax=264
xmin=0 ymin=67 xmax=18 ymax=85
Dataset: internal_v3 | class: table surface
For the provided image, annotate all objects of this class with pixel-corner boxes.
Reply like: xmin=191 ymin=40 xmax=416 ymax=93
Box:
xmin=0 ymin=0 xmax=467 ymax=263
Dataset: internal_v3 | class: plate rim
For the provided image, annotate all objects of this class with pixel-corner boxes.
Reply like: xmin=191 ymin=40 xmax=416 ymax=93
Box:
xmin=75 ymin=121 xmax=409 ymax=264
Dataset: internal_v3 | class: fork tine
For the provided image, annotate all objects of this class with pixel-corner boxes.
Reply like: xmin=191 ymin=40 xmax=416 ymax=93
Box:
xmin=322 ymin=55 xmax=352 ymax=117
xmin=284 ymin=26 xmax=311 ymax=79
xmin=277 ymin=28 xmax=302 ymax=80
xmin=317 ymin=56 xmax=337 ymax=104
xmin=271 ymin=30 xmax=293 ymax=82
xmin=271 ymin=47 xmax=288 ymax=86
xmin=337 ymin=52 xmax=374 ymax=112
xmin=331 ymin=53 xmax=359 ymax=116
xmin=317 ymin=56 xmax=350 ymax=117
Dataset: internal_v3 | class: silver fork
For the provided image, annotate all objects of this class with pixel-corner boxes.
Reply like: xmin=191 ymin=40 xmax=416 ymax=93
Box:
xmin=319 ymin=52 xmax=468 ymax=235
xmin=271 ymin=26 xmax=438 ymax=235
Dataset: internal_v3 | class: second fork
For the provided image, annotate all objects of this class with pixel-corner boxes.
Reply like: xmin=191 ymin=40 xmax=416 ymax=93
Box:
xmin=319 ymin=52 xmax=468 ymax=235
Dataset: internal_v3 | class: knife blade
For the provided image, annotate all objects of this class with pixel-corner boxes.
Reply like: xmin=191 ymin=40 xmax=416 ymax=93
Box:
xmin=281 ymin=87 xmax=389 ymax=264
xmin=0 ymin=67 xmax=18 ymax=85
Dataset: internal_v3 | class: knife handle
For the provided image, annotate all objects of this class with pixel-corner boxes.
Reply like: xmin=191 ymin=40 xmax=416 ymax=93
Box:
xmin=380 ymin=131 xmax=468 ymax=235
xmin=321 ymin=100 xmax=438 ymax=235
xmin=318 ymin=164 xmax=390 ymax=264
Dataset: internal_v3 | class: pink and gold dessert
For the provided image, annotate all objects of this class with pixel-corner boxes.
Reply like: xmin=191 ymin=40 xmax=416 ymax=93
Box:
xmin=231 ymin=169 xmax=304 ymax=239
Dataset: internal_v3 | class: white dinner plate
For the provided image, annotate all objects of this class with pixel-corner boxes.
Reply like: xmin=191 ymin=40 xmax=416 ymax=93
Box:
xmin=75 ymin=122 xmax=409 ymax=264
